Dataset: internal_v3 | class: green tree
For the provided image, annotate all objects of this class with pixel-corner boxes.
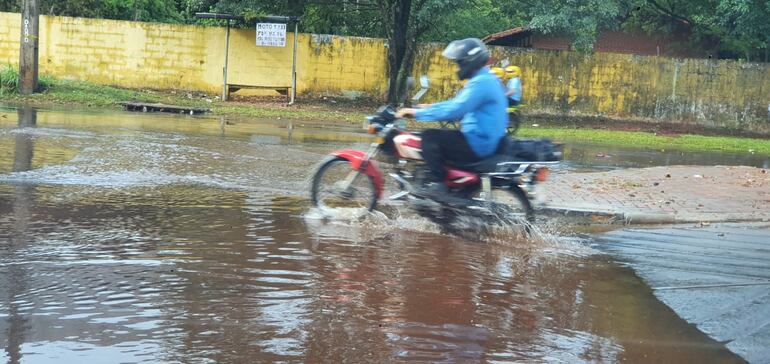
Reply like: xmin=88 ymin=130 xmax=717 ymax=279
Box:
xmin=514 ymin=0 xmax=634 ymax=52
xmin=0 ymin=0 xmax=19 ymax=12
xmin=621 ymin=0 xmax=770 ymax=61
xmin=183 ymin=0 xmax=467 ymax=103
xmin=503 ymin=0 xmax=769 ymax=61
xmin=717 ymin=0 xmax=770 ymax=61
xmin=421 ymin=0 xmax=524 ymax=42
xmin=622 ymin=0 xmax=722 ymax=55
xmin=0 ymin=0 xmax=182 ymax=22
xmin=378 ymin=0 xmax=467 ymax=103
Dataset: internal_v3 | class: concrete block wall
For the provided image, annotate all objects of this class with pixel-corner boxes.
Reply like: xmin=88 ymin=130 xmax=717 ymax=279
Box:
xmin=1 ymin=12 xmax=769 ymax=132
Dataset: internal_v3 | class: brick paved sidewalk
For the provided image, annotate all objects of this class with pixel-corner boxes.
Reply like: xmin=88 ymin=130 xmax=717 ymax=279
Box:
xmin=538 ymin=165 xmax=770 ymax=224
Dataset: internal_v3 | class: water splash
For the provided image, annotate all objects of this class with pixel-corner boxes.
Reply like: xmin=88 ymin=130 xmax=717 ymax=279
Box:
xmin=302 ymin=202 xmax=593 ymax=259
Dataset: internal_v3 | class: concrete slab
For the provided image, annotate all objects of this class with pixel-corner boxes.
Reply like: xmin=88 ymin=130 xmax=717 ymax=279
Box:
xmin=595 ymin=223 xmax=770 ymax=363
xmin=539 ymin=166 xmax=770 ymax=225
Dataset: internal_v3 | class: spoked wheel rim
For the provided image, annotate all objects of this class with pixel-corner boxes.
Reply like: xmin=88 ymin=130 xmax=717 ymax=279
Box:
xmin=468 ymin=185 xmax=533 ymax=224
xmin=312 ymin=158 xmax=377 ymax=216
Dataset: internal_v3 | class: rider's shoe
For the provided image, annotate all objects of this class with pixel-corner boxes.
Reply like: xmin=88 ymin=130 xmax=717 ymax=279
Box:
xmin=414 ymin=182 xmax=449 ymax=203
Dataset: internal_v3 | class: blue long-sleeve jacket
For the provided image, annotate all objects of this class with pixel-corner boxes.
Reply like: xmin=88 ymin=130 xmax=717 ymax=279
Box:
xmin=414 ymin=67 xmax=507 ymax=158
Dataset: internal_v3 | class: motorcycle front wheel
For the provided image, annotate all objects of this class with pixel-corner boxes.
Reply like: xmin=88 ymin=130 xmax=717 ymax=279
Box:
xmin=311 ymin=157 xmax=378 ymax=214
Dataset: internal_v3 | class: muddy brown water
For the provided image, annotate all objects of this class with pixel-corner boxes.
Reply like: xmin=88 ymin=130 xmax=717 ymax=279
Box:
xmin=0 ymin=107 xmax=746 ymax=363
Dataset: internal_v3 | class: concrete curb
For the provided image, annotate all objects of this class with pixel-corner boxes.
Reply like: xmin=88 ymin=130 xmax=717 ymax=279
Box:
xmin=539 ymin=206 xmax=770 ymax=226
xmin=622 ymin=212 xmax=677 ymax=224
xmin=538 ymin=206 xmax=624 ymax=224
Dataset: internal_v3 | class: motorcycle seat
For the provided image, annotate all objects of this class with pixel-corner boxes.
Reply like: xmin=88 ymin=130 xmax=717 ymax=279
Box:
xmin=451 ymin=136 xmax=562 ymax=173
xmin=450 ymin=137 xmax=516 ymax=173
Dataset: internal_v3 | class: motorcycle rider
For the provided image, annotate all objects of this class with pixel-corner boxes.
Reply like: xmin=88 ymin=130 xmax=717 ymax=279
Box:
xmin=395 ymin=38 xmax=508 ymax=202
xmin=505 ymin=65 xmax=522 ymax=106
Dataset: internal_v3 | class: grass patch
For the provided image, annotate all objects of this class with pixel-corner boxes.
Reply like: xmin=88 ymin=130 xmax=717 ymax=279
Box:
xmin=0 ymin=64 xmax=20 ymax=94
xmin=1 ymin=64 xmax=56 ymax=96
xmin=214 ymin=104 xmax=367 ymax=123
xmin=2 ymin=70 xmax=367 ymax=123
xmin=1 ymin=66 xmax=211 ymax=108
xmin=517 ymin=127 xmax=770 ymax=154
xmin=39 ymin=80 xmax=157 ymax=106
xmin=4 ymin=78 xmax=209 ymax=108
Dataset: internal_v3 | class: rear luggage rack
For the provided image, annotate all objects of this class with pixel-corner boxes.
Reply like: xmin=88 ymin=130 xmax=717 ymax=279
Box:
xmin=487 ymin=161 xmax=560 ymax=176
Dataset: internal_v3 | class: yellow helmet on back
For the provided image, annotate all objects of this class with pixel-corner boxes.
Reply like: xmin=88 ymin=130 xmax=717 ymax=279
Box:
xmin=505 ymin=65 xmax=521 ymax=78
xmin=490 ymin=67 xmax=505 ymax=80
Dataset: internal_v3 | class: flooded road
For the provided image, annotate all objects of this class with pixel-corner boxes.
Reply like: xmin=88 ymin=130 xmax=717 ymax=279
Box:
xmin=0 ymin=107 xmax=746 ymax=363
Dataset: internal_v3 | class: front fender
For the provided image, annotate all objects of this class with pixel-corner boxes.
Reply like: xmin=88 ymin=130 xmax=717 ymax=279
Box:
xmin=329 ymin=149 xmax=384 ymax=198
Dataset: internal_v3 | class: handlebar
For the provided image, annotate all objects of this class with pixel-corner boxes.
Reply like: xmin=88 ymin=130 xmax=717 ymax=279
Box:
xmin=366 ymin=75 xmax=428 ymax=129
xmin=366 ymin=105 xmax=397 ymax=125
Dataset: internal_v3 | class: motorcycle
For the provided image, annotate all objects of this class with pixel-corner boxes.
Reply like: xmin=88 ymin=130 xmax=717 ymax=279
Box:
xmin=310 ymin=76 xmax=561 ymax=228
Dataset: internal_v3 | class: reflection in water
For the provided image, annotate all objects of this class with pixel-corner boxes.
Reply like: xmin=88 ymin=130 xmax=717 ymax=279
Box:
xmin=13 ymin=107 xmax=36 ymax=172
xmin=0 ymin=184 xmax=744 ymax=363
xmin=5 ymin=107 xmax=37 ymax=364
xmin=0 ymin=107 xmax=746 ymax=363
xmin=562 ymin=142 xmax=769 ymax=172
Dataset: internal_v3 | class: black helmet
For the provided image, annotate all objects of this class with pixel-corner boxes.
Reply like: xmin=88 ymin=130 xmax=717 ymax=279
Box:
xmin=442 ymin=38 xmax=490 ymax=80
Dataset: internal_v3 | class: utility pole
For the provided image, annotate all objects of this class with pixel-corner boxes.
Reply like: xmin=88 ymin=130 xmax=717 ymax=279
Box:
xmin=19 ymin=0 xmax=40 ymax=94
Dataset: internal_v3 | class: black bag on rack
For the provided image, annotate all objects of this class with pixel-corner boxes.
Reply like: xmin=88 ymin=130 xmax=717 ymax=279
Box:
xmin=504 ymin=138 xmax=562 ymax=162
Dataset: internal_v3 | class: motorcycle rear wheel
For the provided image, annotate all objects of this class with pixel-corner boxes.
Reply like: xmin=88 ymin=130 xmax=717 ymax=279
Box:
xmin=505 ymin=184 xmax=534 ymax=224
xmin=467 ymin=184 xmax=533 ymax=224
xmin=311 ymin=157 xmax=378 ymax=214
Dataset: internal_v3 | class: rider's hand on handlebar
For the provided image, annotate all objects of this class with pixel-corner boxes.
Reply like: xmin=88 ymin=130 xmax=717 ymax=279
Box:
xmin=395 ymin=108 xmax=417 ymax=118
xmin=416 ymin=103 xmax=431 ymax=109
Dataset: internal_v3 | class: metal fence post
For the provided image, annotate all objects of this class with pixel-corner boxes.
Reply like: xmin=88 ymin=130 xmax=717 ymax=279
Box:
xmin=223 ymin=19 xmax=231 ymax=101
xmin=290 ymin=21 xmax=298 ymax=105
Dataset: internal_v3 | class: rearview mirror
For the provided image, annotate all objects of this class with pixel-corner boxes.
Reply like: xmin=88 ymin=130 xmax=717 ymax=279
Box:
xmin=419 ymin=75 xmax=429 ymax=89
xmin=412 ymin=75 xmax=429 ymax=103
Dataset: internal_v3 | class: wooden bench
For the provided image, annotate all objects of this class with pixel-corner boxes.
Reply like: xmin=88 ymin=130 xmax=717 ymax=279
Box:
xmin=226 ymin=84 xmax=292 ymax=102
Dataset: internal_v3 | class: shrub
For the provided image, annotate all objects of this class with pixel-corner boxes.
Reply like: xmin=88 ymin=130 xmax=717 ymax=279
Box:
xmin=0 ymin=64 xmax=19 ymax=94
xmin=0 ymin=64 xmax=55 ymax=95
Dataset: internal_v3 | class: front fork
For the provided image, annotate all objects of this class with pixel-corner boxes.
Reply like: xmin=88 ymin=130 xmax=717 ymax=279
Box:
xmin=479 ymin=176 xmax=493 ymax=201
xmin=339 ymin=142 xmax=380 ymax=196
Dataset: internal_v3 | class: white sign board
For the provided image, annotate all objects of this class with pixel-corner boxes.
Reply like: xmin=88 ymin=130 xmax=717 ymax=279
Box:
xmin=256 ymin=23 xmax=286 ymax=47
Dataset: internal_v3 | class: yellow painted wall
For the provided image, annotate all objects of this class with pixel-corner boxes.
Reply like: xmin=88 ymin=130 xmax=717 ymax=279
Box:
xmin=1 ymin=12 xmax=222 ymax=90
xmin=1 ymin=12 xmax=769 ymax=132
xmin=415 ymin=43 xmax=770 ymax=132
xmin=0 ymin=12 xmax=387 ymax=95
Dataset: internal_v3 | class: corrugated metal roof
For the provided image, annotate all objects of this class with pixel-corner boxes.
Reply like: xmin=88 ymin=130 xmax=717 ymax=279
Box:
xmin=482 ymin=27 xmax=531 ymax=44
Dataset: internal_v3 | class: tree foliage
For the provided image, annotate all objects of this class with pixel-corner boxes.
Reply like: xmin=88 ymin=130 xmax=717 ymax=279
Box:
xmin=526 ymin=0 xmax=632 ymax=52
xmin=2 ymin=0 xmax=769 ymax=101
xmin=2 ymin=0 xmax=769 ymax=61
xmin=421 ymin=0 xmax=522 ymax=42
xmin=716 ymin=0 xmax=770 ymax=60
xmin=181 ymin=0 xmax=475 ymax=103
xmin=0 ymin=0 xmax=182 ymax=22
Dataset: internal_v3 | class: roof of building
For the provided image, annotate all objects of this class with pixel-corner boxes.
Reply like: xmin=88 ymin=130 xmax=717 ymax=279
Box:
xmin=482 ymin=27 xmax=531 ymax=45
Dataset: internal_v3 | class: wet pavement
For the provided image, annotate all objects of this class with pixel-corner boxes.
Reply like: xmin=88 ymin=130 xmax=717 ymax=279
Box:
xmin=596 ymin=223 xmax=770 ymax=363
xmin=540 ymin=165 xmax=770 ymax=224
xmin=0 ymin=106 xmax=762 ymax=362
